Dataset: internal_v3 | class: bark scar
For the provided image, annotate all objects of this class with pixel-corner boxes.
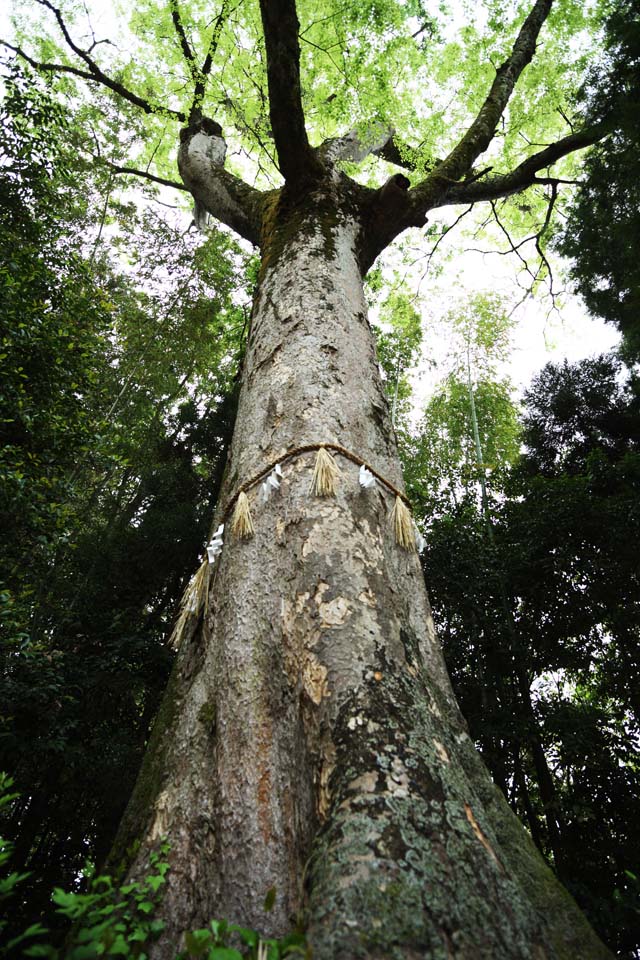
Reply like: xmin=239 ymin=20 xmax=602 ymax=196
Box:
xmin=464 ymin=802 xmax=504 ymax=871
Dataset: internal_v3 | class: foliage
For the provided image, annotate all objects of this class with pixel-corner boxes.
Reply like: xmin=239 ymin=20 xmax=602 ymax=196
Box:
xmin=415 ymin=354 xmax=640 ymax=956
xmin=403 ymin=293 xmax=520 ymax=513
xmin=176 ymin=919 xmax=308 ymax=960
xmin=406 ymin=374 xmax=521 ymax=510
xmin=9 ymin=0 xmax=603 ymax=202
xmin=556 ymin=0 xmax=640 ymax=359
xmin=0 ymin=64 xmax=246 ymax=936
xmin=373 ymin=286 xmax=423 ymax=425
xmin=0 ymin=777 xmax=169 ymax=958
xmin=0 ymin=778 xmax=307 ymax=960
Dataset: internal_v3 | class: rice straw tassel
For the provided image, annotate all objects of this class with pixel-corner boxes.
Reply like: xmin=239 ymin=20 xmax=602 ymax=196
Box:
xmin=311 ymin=446 xmax=341 ymax=497
xmin=391 ymin=495 xmax=414 ymax=550
xmin=168 ymin=557 xmax=210 ymax=649
xmin=231 ymin=490 xmax=254 ymax=539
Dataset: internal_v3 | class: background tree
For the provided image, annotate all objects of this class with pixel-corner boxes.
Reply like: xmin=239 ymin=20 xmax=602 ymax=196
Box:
xmin=414 ymin=353 xmax=640 ymax=956
xmin=556 ymin=0 xmax=640 ymax=360
xmin=0 ymin=64 xmax=249 ymax=939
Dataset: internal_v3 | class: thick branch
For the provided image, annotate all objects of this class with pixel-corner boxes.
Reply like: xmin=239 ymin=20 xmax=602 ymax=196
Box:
xmin=373 ymin=135 xmax=437 ymax=172
xmin=408 ymin=0 xmax=553 ymax=216
xmin=360 ymin=122 xmax=606 ymax=274
xmin=440 ymin=124 xmax=606 ymax=206
xmin=319 ymin=124 xmax=394 ymax=164
xmin=169 ymin=0 xmax=197 ymax=74
xmin=319 ymin=126 xmax=437 ymax=172
xmin=258 ymin=0 xmax=323 ymax=186
xmin=178 ymin=122 xmax=263 ymax=244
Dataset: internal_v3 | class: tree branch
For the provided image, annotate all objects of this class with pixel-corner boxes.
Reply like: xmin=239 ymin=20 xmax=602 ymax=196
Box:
xmin=319 ymin=124 xmax=395 ymax=164
xmin=107 ymin=162 xmax=189 ymax=191
xmin=439 ymin=124 xmax=606 ymax=206
xmin=190 ymin=0 xmax=234 ymax=123
xmin=373 ymin=135 xmax=437 ymax=172
xmin=411 ymin=0 xmax=553 ymax=211
xmin=2 ymin=9 xmax=185 ymax=121
xmin=178 ymin=124 xmax=264 ymax=244
xmin=319 ymin=126 xmax=438 ymax=172
xmin=258 ymin=0 xmax=323 ymax=186
xmin=169 ymin=0 xmax=197 ymax=75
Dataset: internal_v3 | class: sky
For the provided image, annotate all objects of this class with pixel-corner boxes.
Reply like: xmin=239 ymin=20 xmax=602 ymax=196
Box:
xmin=414 ymin=239 xmax=620 ymax=400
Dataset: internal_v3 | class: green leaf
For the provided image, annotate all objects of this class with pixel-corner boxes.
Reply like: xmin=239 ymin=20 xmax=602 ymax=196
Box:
xmin=263 ymin=886 xmax=276 ymax=913
xmin=184 ymin=929 xmax=211 ymax=956
xmin=228 ymin=925 xmax=258 ymax=947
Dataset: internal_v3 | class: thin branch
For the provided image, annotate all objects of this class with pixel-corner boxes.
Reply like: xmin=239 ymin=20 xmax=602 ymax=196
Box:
xmin=415 ymin=204 xmax=474 ymax=278
xmin=299 ymin=33 xmax=348 ymax=82
xmin=490 ymin=200 xmax=538 ymax=284
xmin=106 ymin=161 xmax=189 ymax=191
xmin=533 ymin=182 xmax=559 ymax=300
xmin=2 ymin=28 xmax=184 ymax=122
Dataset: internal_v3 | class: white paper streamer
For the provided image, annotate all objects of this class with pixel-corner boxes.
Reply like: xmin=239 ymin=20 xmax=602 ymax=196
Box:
xmin=206 ymin=524 xmax=225 ymax=563
xmin=359 ymin=464 xmax=377 ymax=489
xmin=413 ymin=522 xmax=426 ymax=554
xmin=261 ymin=464 xmax=282 ymax=501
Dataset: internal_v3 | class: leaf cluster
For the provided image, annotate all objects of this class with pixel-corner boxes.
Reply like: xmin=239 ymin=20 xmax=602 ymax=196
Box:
xmin=0 ymin=65 xmax=247 ymax=938
xmin=555 ymin=0 xmax=640 ymax=359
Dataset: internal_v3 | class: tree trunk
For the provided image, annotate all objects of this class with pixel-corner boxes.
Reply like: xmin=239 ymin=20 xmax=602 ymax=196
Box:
xmin=109 ymin=176 xmax=611 ymax=959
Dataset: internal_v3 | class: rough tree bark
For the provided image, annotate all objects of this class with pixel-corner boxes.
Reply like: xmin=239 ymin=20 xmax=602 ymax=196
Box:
xmin=107 ymin=154 xmax=612 ymax=956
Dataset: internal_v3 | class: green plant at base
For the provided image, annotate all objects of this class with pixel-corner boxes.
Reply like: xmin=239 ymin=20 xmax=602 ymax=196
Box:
xmin=176 ymin=917 xmax=309 ymax=960
xmin=2 ymin=772 xmax=308 ymax=959
xmin=47 ymin=845 xmax=170 ymax=960
xmin=0 ymin=777 xmax=169 ymax=960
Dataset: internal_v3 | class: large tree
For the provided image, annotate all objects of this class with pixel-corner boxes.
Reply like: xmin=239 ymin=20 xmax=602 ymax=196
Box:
xmin=2 ymin=0 xmax=624 ymax=956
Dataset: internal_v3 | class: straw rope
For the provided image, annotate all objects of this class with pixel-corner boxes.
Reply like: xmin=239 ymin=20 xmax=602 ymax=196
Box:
xmin=222 ymin=441 xmax=411 ymax=520
xmin=169 ymin=442 xmax=415 ymax=649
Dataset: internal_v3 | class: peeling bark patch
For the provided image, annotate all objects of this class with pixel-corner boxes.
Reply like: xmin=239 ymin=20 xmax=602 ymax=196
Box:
xmin=433 ymin=739 xmax=450 ymax=764
xmin=347 ymin=770 xmax=379 ymax=795
xmin=303 ymin=656 xmax=330 ymax=705
xmin=150 ymin=790 xmax=171 ymax=842
xmin=318 ymin=739 xmax=337 ymax=821
xmin=385 ymin=757 xmax=410 ymax=798
xmin=358 ymin=588 xmax=376 ymax=607
xmin=318 ymin=596 xmax=350 ymax=626
xmin=464 ymin=802 xmax=502 ymax=871
xmin=281 ymin=595 xmax=330 ymax=706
